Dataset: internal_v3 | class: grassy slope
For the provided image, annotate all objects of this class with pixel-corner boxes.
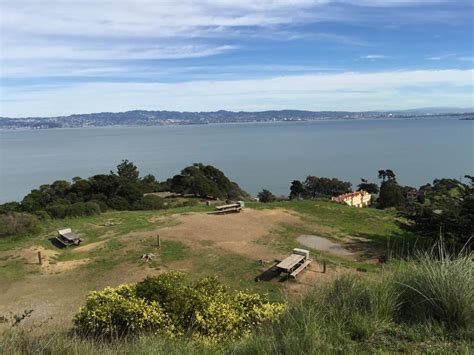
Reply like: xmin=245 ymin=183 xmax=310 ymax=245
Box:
xmin=0 ymin=200 xmax=411 ymax=287
xmin=4 ymin=200 xmax=466 ymax=354
xmin=1 ymin=199 xmax=424 ymax=287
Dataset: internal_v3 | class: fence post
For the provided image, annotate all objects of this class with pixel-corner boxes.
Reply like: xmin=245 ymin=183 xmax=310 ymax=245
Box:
xmin=322 ymin=260 xmax=326 ymax=273
xmin=37 ymin=251 xmax=42 ymax=265
xmin=157 ymin=234 xmax=161 ymax=248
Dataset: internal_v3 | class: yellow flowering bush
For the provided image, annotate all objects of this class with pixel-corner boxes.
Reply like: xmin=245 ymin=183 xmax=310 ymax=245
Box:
xmin=233 ymin=291 xmax=287 ymax=333
xmin=73 ymin=284 xmax=171 ymax=337
xmin=73 ymin=273 xmax=286 ymax=341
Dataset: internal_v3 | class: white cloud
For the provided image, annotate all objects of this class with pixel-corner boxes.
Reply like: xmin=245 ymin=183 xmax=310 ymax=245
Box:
xmin=1 ymin=43 xmax=238 ymax=61
xmin=0 ymin=0 xmax=465 ymax=65
xmin=363 ymin=54 xmax=387 ymax=59
xmin=2 ymin=69 xmax=472 ymax=117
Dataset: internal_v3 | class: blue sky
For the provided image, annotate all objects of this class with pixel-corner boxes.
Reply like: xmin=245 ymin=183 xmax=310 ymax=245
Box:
xmin=0 ymin=0 xmax=473 ymax=117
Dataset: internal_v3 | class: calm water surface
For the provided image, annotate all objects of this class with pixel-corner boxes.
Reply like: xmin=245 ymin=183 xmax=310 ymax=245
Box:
xmin=1 ymin=119 xmax=473 ymax=203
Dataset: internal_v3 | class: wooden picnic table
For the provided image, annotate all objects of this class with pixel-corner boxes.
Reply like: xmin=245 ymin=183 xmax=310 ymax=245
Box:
xmin=276 ymin=254 xmax=305 ymax=272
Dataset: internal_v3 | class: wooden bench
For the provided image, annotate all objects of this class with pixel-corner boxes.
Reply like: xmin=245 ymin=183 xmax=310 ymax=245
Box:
xmin=290 ymin=259 xmax=312 ymax=278
xmin=276 ymin=254 xmax=305 ymax=272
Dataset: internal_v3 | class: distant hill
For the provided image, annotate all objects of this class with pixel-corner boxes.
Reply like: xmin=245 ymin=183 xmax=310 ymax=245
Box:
xmin=1 ymin=108 xmax=472 ymax=129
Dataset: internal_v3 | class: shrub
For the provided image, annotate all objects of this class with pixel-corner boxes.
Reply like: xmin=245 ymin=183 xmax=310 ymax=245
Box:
xmin=136 ymin=272 xmax=192 ymax=327
xmin=73 ymin=284 xmax=171 ymax=338
xmin=107 ymin=196 xmax=130 ymax=211
xmin=0 ymin=202 xmax=21 ymax=214
xmin=88 ymin=199 xmax=108 ymax=212
xmin=67 ymin=202 xmax=101 ymax=217
xmin=45 ymin=202 xmax=101 ymax=218
xmin=181 ymin=199 xmax=199 ymax=207
xmin=0 ymin=212 xmax=40 ymax=237
xmin=33 ymin=210 xmax=51 ymax=221
xmin=257 ymin=189 xmax=276 ymax=203
xmin=45 ymin=204 xmax=68 ymax=218
xmin=132 ymin=195 xmax=165 ymax=210
xmin=77 ymin=273 xmax=286 ymax=341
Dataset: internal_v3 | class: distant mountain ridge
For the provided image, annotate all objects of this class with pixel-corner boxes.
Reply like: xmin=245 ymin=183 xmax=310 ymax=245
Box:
xmin=1 ymin=108 xmax=472 ymax=129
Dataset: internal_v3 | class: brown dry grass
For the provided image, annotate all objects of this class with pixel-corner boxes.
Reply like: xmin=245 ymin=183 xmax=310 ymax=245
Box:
xmin=127 ymin=208 xmax=300 ymax=260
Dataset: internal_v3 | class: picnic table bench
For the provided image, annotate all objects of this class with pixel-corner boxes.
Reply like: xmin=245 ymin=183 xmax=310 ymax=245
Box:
xmin=55 ymin=228 xmax=82 ymax=247
xmin=276 ymin=254 xmax=305 ymax=272
xmin=276 ymin=248 xmax=312 ymax=279
xmin=290 ymin=259 xmax=312 ymax=278
xmin=209 ymin=201 xmax=245 ymax=215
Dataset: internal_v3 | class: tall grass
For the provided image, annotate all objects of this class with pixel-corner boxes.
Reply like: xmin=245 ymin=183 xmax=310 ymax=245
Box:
xmin=395 ymin=248 xmax=473 ymax=329
xmin=234 ymin=247 xmax=473 ymax=354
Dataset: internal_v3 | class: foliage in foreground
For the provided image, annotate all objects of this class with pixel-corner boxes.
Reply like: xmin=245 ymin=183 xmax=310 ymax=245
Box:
xmin=73 ymin=272 xmax=285 ymax=342
xmin=240 ymin=249 xmax=473 ymax=354
xmin=2 ymin=249 xmax=472 ymax=354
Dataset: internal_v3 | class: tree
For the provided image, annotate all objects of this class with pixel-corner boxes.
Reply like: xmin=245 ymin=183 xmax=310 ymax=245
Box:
xmin=378 ymin=180 xmax=405 ymax=209
xmin=258 ymin=189 xmax=276 ymax=203
xmin=170 ymin=163 xmax=246 ymax=200
xmin=289 ymin=180 xmax=305 ymax=200
xmin=118 ymin=182 xmax=143 ymax=204
xmin=357 ymin=178 xmax=379 ymax=195
xmin=304 ymin=176 xmax=351 ymax=198
xmin=404 ymin=176 xmax=473 ymax=249
xmin=89 ymin=174 xmax=120 ymax=198
xmin=378 ymin=169 xmax=396 ymax=184
xmin=113 ymin=159 xmax=139 ymax=182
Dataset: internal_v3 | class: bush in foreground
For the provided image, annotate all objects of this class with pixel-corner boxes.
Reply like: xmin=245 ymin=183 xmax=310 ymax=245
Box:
xmin=74 ymin=272 xmax=285 ymax=342
xmin=74 ymin=284 xmax=171 ymax=338
xmin=3 ymin=252 xmax=472 ymax=354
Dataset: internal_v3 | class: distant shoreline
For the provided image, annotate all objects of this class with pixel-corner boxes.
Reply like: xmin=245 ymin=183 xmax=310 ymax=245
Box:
xmin=1 ymin=114 xmax=472 ymax=132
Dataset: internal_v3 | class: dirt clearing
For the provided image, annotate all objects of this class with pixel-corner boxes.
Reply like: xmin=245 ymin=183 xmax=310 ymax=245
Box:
xmin=130 ymin=208 xmax=301 ymax=260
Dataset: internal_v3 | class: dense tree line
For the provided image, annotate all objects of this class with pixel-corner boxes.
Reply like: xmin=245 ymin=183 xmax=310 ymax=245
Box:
xmin=289 ymin=176 xmax=352 ymax=200
xmin=0 ymin=161 xmax=247 ymax=236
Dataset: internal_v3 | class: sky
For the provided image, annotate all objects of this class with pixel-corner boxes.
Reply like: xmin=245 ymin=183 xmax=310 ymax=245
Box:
xmin=0 ymin=0 xmax=473 ymax=117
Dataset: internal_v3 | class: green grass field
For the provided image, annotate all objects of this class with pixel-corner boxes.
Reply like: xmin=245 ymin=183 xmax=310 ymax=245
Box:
xmin=0 ymin=200 xmax=421 ymax=287
xmin=3 ymin=200 xmax=469 ymax=354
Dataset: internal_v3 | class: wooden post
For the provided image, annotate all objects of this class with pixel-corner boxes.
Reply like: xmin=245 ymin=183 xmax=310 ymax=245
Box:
xmin=322 ymin=260 xmax=326 ymax=273
xmin=156 ymin=234 xmax=161 ymax=248
xmin=37 ymin=251 xmax=42 ymax=265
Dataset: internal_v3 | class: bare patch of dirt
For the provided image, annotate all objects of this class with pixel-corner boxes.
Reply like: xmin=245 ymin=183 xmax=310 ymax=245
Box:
xmin=2 ymin=246 xmax=91 ymax=275
xmin=4 ymin=246 xmax=59 ymax=265
xmin=128 ymin=208 xmax=301 ymax=261
xmin=42 ymin=258 xmax=91 ymax=274
xmin=73 ymin=240 xmax=108 ymax=253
